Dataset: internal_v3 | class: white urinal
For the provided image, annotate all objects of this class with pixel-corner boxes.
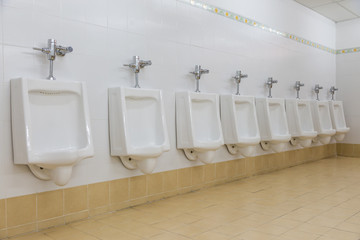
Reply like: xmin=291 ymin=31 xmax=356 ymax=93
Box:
xmin=220 ymin=95 xmax=260 ymax=157
xmin=310 ymin=100 xmax=336 ymax=144
xmin=285 ymin=99 xmax=317 ymax=147
xmin=109 ymin=87 xmax=170 ymax=174
xmin=176 ymin=91 xmax=224 ymax=164
xmin=329 ymin=101 xmax=350 ymax=141
xmin=256 ymin=98 xmax=291 ymax=152
xmin=11 ymin=78 xmax=94 ymax=186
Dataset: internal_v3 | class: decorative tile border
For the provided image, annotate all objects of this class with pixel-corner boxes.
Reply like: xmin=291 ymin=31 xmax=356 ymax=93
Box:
xmin=337 ymin=47 xmax=360 ymax=54
xmin=178 ymin=0 xmax=359 ymax=55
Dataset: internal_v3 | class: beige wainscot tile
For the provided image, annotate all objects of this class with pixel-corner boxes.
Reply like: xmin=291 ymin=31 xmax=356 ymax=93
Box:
xmin=64 ymin=185 xmax=88 ymax=215
xmin=7 ymin=223 xmax=37 ymax=238
xmin=109 ymin=178 xmax=129 ymax=204
xmin=163 ymin=170 xmax=178 ymax=193
xmin=204 ymin=164 xmax=216 ymax=183
xmin=88 ymin=182 xmax=109 ymax=209
xmin=6 ymin=194 xmax=36 ymax=227
xmin=215 ymin=162 xmax=227 ymax=180
xmin=178 ymin=168 xmax=192 ymax=188
xmin=130 ymin=175 xmax=147 ymax=199
xmin=37 ymin=190 xmax=64 ymax=221
xmin=336 ymin=143 xmax=343 ymax=155
xmin=192 ymin=165 xmax=204 ymax=187
xmin=236 ymin=158 xmax=247 ymax=178
xmin=37 ymin=216 xmax=64 ymax=230
xmin=0 ymin=199 xmax=5 ymax=229
xmin=342 ymin=143 xmax=354 ymax=157
xmin=147 ymin=172 xmax=164 ymax=195
xmin=226 ymin=160 xmax=237 ymax=179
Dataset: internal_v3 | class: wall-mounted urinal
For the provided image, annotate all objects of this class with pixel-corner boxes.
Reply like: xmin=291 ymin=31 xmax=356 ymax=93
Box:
xmin=176 ymin=65 xmax=223 ymax=164
xmin=10 ymin=39 xmax=93 ymax=186
xmin=310 ymin=84 xmax=336 ymax=144
xmin=109 ymin=56 xmax=170 ymax=174
xmin=11 ymin=78 xmax=94 ymax=186
xmin=256 ymin=77 xmax=291 ymax=152
xmin=328 ymin=86 xmax=349 ymax=141
xmin=285 ymin=81 xmax=317 ymax=147
xmin=220 ymin=70 xmax=260 ymax=157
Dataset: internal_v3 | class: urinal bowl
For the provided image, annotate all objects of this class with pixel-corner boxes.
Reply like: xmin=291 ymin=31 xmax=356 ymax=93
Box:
xmin=256 ymin=98 xmax=291 ymax=153
xmin=329 ymin=101 xmax=350 ymax=142
xmin=11 ymin=78 xmax=94 ymax=186
xmin=311 ymin=100 xmax=336 ymax=145
xmin=176 ymin=92 xmax=224 ymax=164
xmin=220 ymin=95 xmax=260 ymax=157
xmin=285 ymin=99 xmax=317 ymax=147
xmin=109 ymin=87 xmax=170 ymax=174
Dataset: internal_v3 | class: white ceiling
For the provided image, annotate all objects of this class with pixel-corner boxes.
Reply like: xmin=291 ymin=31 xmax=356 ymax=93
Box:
xmin=294 ymin=0 xmax=360 ymax=22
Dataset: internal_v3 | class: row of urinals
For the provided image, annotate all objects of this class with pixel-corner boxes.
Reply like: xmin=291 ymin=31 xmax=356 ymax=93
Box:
xmin=10 ymin=77 xmax=349 ymax=186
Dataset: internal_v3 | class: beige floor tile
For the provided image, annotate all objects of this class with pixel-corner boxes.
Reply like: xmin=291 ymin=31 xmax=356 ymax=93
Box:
xmin=194 ymin=230 xmax=232 ymax=240
xmin=323 ymin=229 xmax=360 ymax=240
xmin=336 ymin=221 xmax=360 ymax=233
xmin=237 ymin=230 xmax=276 ymax=240
xmin=280 ymin=229 xmax=321 ymax=240
xmin=255 ymin=223 xmax=289 ymax=235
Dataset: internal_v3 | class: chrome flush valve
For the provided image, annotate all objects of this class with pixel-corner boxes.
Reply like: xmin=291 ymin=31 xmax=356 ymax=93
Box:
xmin=124 ymin=56 xmax=152 ymax=88
xmin=266 ymin=77 xmax=278 ymax=98
xmin=295 ymin=81 xmax=305 ymax=99
xmin=33 ymin=39 xmax=73 ymax=80
xmin=233 ymin=70 xmax=248 ymax=95
xmin=314 ymin=84 xmax=323 ymax=101
xmin=330 ymin=86 xmax=338 ymax=100
xmin=190 ymin=65 xmax=209 ymax=92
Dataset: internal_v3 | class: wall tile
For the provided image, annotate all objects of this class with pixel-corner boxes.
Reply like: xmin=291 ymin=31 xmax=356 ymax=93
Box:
xmin=191 ymin=166 xmax=204 ymax=186
xmin=130 ymin=175 xmax=147 ymax=199
xmin=109 ymin=178 xmax=129 ymax=204
xmin=163 ymin=170 xmax=178 ymax=192
xmin=147 ymin=173 xmax=164 ymax=195
xmin=204 ymin=164 xmax=216 ymax=183
xmin=64 ymin=186 xmax=88 ymax=215
xmin=6 ymin=194 xmax=36 ymax=227
xmin=88 ymin=182 xmax=109 ymax=209
xmin=0 ymin=199 xmax=5 ymax=229
xmin=37 ymin=190 xmax=64 ymax=221
xmin=215 ymin=162 xmax=227 ymax=180
xmin=178 ymin=168 xmax=192 ymax=188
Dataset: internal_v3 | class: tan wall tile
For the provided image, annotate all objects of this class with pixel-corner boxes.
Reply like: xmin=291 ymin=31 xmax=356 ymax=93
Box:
xmin=227 ymin=160 xmax=237 ymax=179
xmin=245 ymin=157 xmax=255 ymax=176
xmin=37 ymin=190 xmax=64 ymax=221
xmin=88 ymin=182 xmax=109 ymax=209
xmin=64 ymin=186 xmax=88 ymax=215
xmin=7 ymin=194 xmax=36 ymax=227
xmin=352 ymin=144 xmax=360 ymax=157
xmin=163 ymin=170 xmax=178 ymax=192
xmin=336 ymin=143 xmax=342 ymax=155
xmin=204 ymin=164 xmax=216 ymax=182
xmin=109 ymin=178 xmax=129 ymax=204
xmin=236 ymin=158 xmax=246 ymax=178
xmin=147 ymin=173 xmax=164 ymax=195
xmin=215 ymin=162 xmax=227 ymax=180
xmin=342 ymin=144 xmax=354 ymax=157
xmin=130 ymin=175 xmax=147 ymax=199
xmin=178 ymin=168 xmax=192 ymax=188
xmin=0 ymin=199 xmax=5 ymax=229
xmin=192 ymin=166 xmax=204 ymax=186
xmin=0 ymin=229 xmax=6 ymax=239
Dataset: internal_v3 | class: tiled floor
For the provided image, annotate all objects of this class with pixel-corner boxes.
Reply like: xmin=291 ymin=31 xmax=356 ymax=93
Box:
xmin=9 ymin=157 xmax=360 ymax=240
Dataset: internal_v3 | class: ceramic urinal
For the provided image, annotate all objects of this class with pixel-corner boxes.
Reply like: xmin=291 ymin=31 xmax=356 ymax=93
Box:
xmin=285 ymin=99 xmax=317 ymax=147
xmin=11 ymin=78 xmax=94 ymax=186
xmin=220 ymin=95 xmax=260 ymax=156
xmin=256 ymin=98 xmax=291 ymax=152
xmin=311 ymin=100 xmax=336 ymax=144
xmin=176 ymin=91 xmax=224 ymax=163
xmin=329 ymin=101 xmax=349 ymax=141
xmin=109 ymin=87 xmax=170 ymax=174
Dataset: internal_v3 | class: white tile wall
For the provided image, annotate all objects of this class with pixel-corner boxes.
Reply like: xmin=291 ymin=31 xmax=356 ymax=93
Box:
xmin=336 ymin=18 xmax=360 ymax=144
xmin=0 ymin=0 xmax=337 ymax=198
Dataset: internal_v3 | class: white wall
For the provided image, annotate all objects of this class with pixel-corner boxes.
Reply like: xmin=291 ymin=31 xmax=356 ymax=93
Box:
xmin=336 ymin=19 xmax=360 ymax=144
xmin=0 ymin=0 xmax=336 ymax=198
